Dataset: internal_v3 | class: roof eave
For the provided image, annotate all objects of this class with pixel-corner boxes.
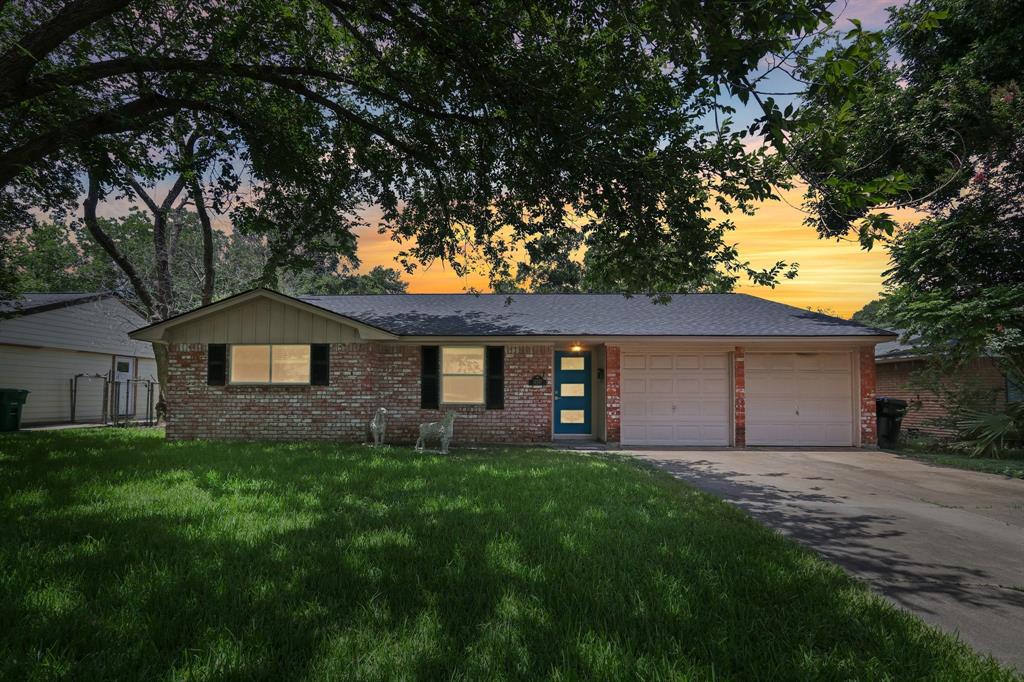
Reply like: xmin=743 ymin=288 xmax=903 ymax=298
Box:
xmin=0 ymin=293 xmax=112 ymax=319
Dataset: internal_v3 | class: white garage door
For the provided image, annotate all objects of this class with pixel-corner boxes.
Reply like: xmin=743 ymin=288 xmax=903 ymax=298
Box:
xmin=621 ymin=351 xmax=730 ymax=446
xmin=745 ymin=353 xmax=854 ymax=446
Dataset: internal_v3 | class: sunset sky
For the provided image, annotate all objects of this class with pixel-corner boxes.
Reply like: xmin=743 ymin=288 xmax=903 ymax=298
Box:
xmin=353 ymin=189 xmax=898 ymax=318
xmin=89 ymin=0 xmax=905 ymax=318
xmin=353 ymin=0 xmax=906 ymax=317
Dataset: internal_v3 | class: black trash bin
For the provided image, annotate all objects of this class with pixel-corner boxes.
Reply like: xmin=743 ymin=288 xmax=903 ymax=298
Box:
xmin=876 ymin=397 xmax=908 ymax=448
xmin=0 ymin=389 xmax=30 ymax=432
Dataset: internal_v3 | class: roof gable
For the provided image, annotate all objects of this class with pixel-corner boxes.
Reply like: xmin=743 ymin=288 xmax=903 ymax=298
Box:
xmin=130 ymin=288 xmax=397 ymax=343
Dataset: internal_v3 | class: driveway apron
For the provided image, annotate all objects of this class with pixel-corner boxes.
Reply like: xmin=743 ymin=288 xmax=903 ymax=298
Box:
xmin=627 ymin=448 xmax=1024 ymax=672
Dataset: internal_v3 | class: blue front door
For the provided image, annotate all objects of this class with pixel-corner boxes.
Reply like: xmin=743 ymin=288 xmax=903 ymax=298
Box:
xmin=554 ymin=351 xmax=592 ymax=434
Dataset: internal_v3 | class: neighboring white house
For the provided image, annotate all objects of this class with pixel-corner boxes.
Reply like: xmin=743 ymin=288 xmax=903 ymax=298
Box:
xmin=0 ymin=293 xmax=158 ymax=425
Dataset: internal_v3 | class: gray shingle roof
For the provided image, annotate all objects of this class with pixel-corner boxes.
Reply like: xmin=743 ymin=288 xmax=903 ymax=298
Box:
xmin=875 ymin=331 xmax=917 ymax=359
xmin=299 ymin=293 xmax=895 ymax=337
xmin=0 ymin=292 xmax=107 ymax=316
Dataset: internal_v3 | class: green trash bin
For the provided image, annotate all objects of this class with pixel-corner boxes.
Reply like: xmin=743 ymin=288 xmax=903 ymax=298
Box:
xmin=0 ymin=389 xmax=30 ymax=432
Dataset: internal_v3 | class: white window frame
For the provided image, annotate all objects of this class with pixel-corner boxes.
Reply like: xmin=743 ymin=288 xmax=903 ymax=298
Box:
xmin=229 ymin=344 xmax=311 ymax=385
xmin=441 ymin=345 xmax=486 ymax=405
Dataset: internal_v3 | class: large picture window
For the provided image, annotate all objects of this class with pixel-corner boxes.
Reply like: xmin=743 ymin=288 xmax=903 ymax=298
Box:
xmin=441 ymin=346 xmax=485 ymax=404
xmin=230 ymin=344 xmax=311 ymax=384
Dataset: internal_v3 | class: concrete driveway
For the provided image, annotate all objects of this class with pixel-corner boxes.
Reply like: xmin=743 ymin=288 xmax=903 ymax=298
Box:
xmin=627 ymin=448 xmax=1024 ymax=671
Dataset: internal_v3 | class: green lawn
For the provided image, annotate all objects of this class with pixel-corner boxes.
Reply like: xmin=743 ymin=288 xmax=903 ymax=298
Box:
xmin=892 ymin=450 xmax=1024 ymax=479
xmin=0 ymin=429 xmax=1014 ymax=681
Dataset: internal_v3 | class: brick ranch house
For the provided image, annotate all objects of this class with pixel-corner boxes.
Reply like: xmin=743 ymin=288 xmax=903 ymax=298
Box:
xmin=876 ymin=337 xmax=1022 ymax=439
xmin=130 ymin=288 xmax=896 ymax=447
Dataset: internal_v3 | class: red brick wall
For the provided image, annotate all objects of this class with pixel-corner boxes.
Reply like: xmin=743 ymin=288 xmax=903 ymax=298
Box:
xmin=165 ymin=343 xmax=552 ymax=443
xmin=859 ymin=346 xmax=877 ymax=446
xmin=876 ymin=357 xmax=1006 ymax=438
xmin=604 ymin=345 xmax=621 ymax=443
xmin=733 ymin=347 xmax=745 ymax=447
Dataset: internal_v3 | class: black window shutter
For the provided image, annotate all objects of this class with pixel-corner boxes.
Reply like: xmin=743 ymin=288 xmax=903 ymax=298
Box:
xmin=207 ymin=344 xmax=227 ymax=386
xmin=310 ymin=344 xmax=330 ymax=385
xmin=421 ymin=346 xmax=440 ymax=409
xmin=485 ymin=346 xmax=504 ymax=409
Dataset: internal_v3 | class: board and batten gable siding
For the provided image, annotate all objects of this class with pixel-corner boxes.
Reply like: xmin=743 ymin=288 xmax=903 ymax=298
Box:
xmin=165 ymin=298 xmax=362 ymax=344
xmin=0 ymin=297 xmax=154 ymax=357
xmin=0 ymin=347 xmax=160 ymax=425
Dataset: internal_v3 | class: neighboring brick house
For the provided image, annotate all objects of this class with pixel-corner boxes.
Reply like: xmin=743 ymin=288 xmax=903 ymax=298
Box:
xmin=876 ymin=338 xmax=1022 ymax=439
xmin=131 ymin=288 xmax=895 ymax=447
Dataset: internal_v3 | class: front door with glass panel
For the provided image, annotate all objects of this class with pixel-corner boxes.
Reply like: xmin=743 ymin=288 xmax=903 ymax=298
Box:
xmin=554 ymin=351 xmax=591 ymax=434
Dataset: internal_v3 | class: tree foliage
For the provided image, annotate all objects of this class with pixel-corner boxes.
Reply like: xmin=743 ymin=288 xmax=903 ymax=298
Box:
xmin=9 ymin=214 xmax=408 ymax=308
xmin=850 ymin=299 xmax=893 ymax=329
xmin=787 ymin=0 xmax=1023 ymax=244
xmin=792 ymin=0 xmax=1022 ymax=381
xmin=0 ymin=0 xmax=851 ymax=301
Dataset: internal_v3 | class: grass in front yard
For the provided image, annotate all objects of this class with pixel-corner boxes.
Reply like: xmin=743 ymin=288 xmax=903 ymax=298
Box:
xmin=0 ymin=429 xmax=1014 ymax=680
xmin=891 ymin=449 xmax=1024 ymax=479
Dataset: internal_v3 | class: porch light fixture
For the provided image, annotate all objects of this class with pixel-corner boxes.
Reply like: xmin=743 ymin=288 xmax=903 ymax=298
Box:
xmin=570 ymin=343 xmax=582 ymax=353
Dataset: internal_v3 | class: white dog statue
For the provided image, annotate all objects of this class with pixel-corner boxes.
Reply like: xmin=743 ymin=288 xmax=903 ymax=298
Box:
xmin=415 ymin=412 xmax=457 ymax=454
xmin=369 ymin=407 xmax=388 ymax=447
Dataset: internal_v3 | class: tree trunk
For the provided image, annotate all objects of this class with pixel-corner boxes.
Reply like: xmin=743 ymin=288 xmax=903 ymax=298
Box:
xmin=190 ymin=174 xmax=215 ymax=305
xmin=152 ymin=342 xmax=171 ymax=423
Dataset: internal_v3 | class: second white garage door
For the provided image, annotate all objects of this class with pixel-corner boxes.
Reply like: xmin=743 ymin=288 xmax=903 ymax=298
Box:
xmin=621 ymin=351 xmax=730 ymax=446
xmin=745 ymin=353 xmax=854 ymax=446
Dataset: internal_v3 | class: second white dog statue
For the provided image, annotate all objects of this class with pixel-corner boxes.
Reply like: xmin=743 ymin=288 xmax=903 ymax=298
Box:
xmin=369 ymin=407 xmax=388 ymax=447
xmin=415 ymin=412 xmax=457 ymax=454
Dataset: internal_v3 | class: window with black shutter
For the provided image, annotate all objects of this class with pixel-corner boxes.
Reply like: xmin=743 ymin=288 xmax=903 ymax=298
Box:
xmin=310 ymin=344 xmax=330 ymax=385
xmin=485 ymin=346 xmax=504 ymax=409
xmin=207 ymin=344 xmax=227 ymax=386
xmin=421 ymin=346 xmax=440 ymax=409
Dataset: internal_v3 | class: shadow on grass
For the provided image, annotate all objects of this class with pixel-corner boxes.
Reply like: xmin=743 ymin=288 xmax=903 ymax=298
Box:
xmin=0 ymin=429 xmax=1014 ymax=680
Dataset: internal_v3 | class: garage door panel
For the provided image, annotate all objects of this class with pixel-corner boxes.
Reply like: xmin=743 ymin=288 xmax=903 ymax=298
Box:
xmin=622 ymin=378 xmax=647 ymax=394
xmin=646 ymin=400 xmax=675 ymax=417
xmin=702 ymin=354 xmax=728 ymax=369
xmin=622 ymin=355 xmax=646 ymax=370
xmin=672 ymin=377 xmax=699 ymax=393
xmin=649 ymin=355 xmax=674 ymax=369
xmin=818 ymin=354 xmax=851 ymax=371
xmin=649 ymin=377 xmax=676 ymax=393
xmin=700 ymin=399 xmax=729 ymax=418
xmin=701 ymin=377 xmax=729 ymax=393
xmin=745 ymin=370 xmax=786 ymax=389
xmin=801 ymin=398 xmax=851 ymax=419
xmin=793 ymin=354 xmax=825 ymax=371
xmin=746 ymin=353 xmax=854 ymax=446
xmin=621 ymin=350 xmax=730 ymax=446
xmin=747 ymin=354 xmax=795 ymax=370
xmin=753 ymin=399 xmax=799 ymax=420
xmin=674 ymin=355 xmax=700 ymax=369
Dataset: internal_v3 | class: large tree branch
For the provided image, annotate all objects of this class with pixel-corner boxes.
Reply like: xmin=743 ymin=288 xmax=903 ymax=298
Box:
xmin=3 ymin=83 xmax=431 ymax=187
xmin=0 ymin=0 xmax=134 ymax=94
xmin=0 ymin=95 xmax=178 ymax=185
xmin=188 ymin=156 xmax=216 ymax=305
xmin=126 ymin=177 xmax=159 ymax=214
xmin=83 ymin=169 xmax=157 ymax=317
xmin=5 ymin=56 xmax=484 ymax=123
xmin=165 ymin=172 xmax=189 ymax=261
xmin=263 ymin=75 xmax=433 ymax=164
xmin=2 ymin=94 xmax=271 ymax=185
xmin=181 ymin=132 xmax=216 ymax=305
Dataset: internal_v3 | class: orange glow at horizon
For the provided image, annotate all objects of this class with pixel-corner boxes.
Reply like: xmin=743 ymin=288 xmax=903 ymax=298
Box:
xmin=355 ymin=188 xmax=910 ymax=318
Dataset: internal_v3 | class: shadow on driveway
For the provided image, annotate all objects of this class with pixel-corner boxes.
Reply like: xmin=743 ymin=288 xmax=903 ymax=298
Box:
xmin=631 ymin=450 xmax=1024 ymax=672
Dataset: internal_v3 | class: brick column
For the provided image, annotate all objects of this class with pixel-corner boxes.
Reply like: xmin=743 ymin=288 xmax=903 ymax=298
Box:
xmin=859 ymin=346 xmax=877 ymax=446
xmin=734 ymin=346 xmax=745 ymax=447
xmin=605 ymin=344 xmax=621 ymax=443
